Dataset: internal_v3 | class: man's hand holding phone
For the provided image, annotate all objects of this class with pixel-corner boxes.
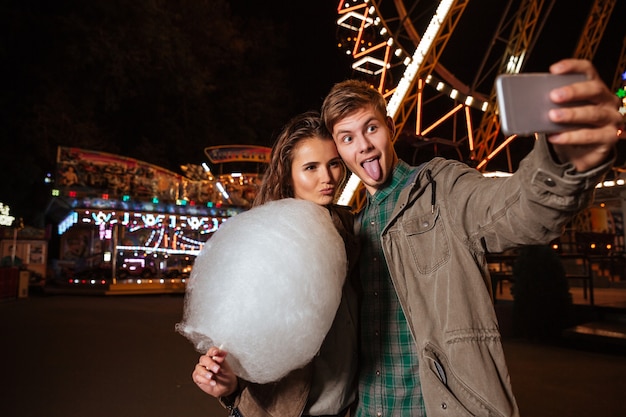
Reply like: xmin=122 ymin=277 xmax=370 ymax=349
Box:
xmin=496 ymin=59 xmax=622 ymax=172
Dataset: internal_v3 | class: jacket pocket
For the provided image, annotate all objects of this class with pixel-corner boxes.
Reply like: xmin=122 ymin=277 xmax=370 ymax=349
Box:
xmin=422 ymin=344 xmax=506 ymax=417
xmin=402 ymin=208 xmax=450 ymax=274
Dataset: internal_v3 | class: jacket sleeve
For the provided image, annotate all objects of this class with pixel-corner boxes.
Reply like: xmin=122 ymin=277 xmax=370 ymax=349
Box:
xmin=436 ymin=134 xmax=613 ymax=254
xmin=219 ymin=365 xmax=312 ymax=417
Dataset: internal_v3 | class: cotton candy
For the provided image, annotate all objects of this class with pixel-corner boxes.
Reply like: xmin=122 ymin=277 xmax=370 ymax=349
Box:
xmin=176 ymin=198 xmax=347 ymax=383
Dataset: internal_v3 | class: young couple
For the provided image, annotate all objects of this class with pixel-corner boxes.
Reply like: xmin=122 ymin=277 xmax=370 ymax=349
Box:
xmin=190 ymin=59 xmax=622 ymax=417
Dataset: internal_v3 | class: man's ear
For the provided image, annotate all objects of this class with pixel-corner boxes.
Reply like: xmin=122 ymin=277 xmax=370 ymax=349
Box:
xmin=386 ymin=116 xmax=395 ymax=136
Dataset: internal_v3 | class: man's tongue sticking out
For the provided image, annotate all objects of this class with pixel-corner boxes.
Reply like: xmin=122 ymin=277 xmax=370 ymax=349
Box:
xmin=363 ymin=159 xmax=382 ymax=182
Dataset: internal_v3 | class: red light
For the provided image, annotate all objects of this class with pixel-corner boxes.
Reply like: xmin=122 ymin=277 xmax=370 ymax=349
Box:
xmin=69 ymin=191 xmax=77 ymax=198
xmin=102 ymin=194 xmax=109 ymax=200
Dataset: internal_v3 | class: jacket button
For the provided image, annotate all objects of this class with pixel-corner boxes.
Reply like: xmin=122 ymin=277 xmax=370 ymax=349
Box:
xmin=441 ymin=402 xmax=447 ymax=409
xmin=544 ymin=177 xmax=556 ymax=187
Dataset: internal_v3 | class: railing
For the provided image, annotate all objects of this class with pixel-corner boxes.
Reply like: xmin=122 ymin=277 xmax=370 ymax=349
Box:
xmin=486 ymin=252 xmax=611 ymax=306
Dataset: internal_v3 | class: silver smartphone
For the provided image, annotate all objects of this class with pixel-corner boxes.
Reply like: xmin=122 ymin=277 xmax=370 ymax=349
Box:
xmin=495 ymin=73 xmax=587 ymax=136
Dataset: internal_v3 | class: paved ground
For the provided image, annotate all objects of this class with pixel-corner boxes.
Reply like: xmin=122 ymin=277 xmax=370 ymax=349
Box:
xmin=2 ymin=293 xmax=625 ymax=417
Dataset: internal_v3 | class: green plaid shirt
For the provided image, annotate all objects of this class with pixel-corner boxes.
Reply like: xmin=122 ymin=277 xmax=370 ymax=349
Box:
xmin=356 ymin=160 xmax=426 ymax=417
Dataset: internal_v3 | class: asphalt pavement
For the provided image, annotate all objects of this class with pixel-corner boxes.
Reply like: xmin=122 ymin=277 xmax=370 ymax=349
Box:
xmin=1 ymin=292 xmax=625 ymax=417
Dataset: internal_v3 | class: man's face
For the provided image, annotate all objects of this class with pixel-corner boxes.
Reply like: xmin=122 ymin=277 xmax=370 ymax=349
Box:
xmin=331 ymin=104 xmax=397 ymax=195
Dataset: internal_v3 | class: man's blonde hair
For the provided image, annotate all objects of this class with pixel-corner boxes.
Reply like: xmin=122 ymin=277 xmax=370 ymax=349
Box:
xmin=321 ymin=80 xmax=388 ymax=134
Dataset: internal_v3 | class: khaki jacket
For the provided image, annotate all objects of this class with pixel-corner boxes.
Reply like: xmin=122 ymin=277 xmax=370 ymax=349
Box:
xmin=376 ymin=137 xmax=611 ymax=416
xmin=221 ymin=204 xmax=359 ymax=417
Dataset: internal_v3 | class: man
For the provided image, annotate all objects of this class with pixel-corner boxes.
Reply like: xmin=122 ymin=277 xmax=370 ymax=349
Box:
xmin=321 ymin=59 xmax=623 ymax=417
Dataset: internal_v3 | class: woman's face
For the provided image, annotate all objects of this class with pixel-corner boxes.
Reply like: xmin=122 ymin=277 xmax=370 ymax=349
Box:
xmin=291 ymin=137 xmax=343 ymax=205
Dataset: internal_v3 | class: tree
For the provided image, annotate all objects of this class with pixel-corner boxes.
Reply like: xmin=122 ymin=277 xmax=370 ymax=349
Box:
xmin=0 ymin=0 xmax=296 ymax=225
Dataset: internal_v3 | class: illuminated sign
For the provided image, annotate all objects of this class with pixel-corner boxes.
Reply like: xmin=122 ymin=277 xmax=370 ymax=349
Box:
xmin=58 ymin=212 xmax=78 ymax=235
xmin=0 ymin=203 xmax=15 ymax=226
xmin=204 ymin=145 xmax=271 ymax=164
xmin=59 ymin=209 xmax=225 ymax=235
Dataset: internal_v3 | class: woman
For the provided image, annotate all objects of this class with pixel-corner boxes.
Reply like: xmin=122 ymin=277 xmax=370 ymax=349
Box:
xmin=191 ymin=111 xmax=359 ymax=417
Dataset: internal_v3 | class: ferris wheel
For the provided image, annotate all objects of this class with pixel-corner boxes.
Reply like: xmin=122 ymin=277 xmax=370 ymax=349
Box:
xmin=335 ymin=0 xmax=625 ymax=208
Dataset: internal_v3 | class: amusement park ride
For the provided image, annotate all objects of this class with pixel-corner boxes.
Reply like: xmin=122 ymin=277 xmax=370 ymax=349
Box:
xmin=333 ymin=0 xmax=626 ymax=210
xmin=32 ymin=0 xmax=625 ymax=294
xmin=331 ymin=0 xmax=626 ymax=296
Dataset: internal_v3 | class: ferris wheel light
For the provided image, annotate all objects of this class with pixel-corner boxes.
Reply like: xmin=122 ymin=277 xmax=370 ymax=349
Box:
xmin=337 ymin=174 xmax=362 ymax=206
xmin=386 ymin=0 xmax=455 ymax=117
xmin=337 ymin=11 xmax=369 ymax=31
xmin=352 ymin=56 xmax=386 ymax=75
xmin=506 ymin=52 xmax=526 ymax=74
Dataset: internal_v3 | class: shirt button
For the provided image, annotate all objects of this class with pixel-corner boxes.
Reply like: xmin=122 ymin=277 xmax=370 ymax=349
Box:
xmin=376 ymin=413 xmax=382 ymax=417
xmin=373 ymin=291 xmax=378 ymax=296
xmin=370 ymin=221 xmax=376 ymax=226
xmin=544 ymin=177 xmax=556 ymax=187
xmin=376 ymin=370 xmax=381 ymax=376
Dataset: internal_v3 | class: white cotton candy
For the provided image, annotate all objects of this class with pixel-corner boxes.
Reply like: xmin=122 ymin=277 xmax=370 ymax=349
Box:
xmin=176 ymin=198 xmax=347 ymax=384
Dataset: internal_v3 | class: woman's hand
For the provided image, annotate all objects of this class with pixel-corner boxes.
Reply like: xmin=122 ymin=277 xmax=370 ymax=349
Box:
xmin=192 ymin=346 xmax=238 ymax=398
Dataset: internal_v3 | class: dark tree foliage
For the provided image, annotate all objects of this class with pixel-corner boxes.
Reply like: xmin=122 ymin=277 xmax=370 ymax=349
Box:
xmin=0 ymin=0 xmax=295 ymax=225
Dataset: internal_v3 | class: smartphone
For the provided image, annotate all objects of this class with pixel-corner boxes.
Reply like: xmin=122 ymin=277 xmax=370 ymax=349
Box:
xmin=495 ymin=73 xmax=587 ymax=136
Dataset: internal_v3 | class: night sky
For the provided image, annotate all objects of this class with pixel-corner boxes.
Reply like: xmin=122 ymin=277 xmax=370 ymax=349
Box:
xmin=261 ymin=0 xmax=625 ymax=109
xmin=1 ymin=1 xmax=624 ymax=225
